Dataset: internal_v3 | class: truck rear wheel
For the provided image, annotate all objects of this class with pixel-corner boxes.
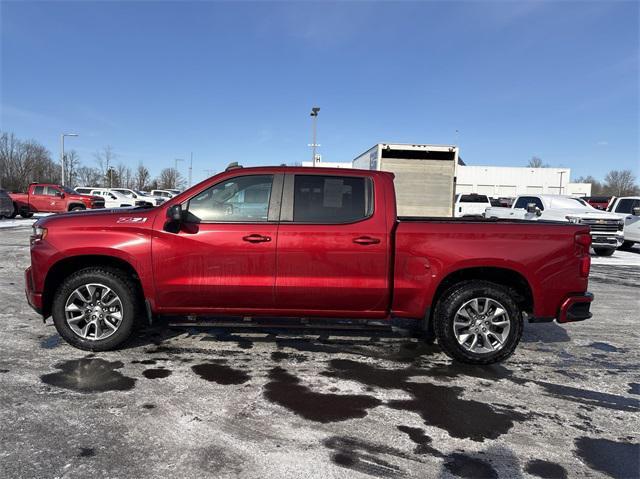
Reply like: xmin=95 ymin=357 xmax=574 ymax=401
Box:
xmin=51 ymin=267 xmax=140 ymax=351
xmin=593 ymin=247 xmax=615 ymax=256
xmin=433 ymin=280 xmax=523 ymax=364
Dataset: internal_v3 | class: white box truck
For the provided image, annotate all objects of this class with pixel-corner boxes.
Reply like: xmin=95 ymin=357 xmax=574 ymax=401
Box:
xmin=353 ymin=143 xmax=458 ymax=217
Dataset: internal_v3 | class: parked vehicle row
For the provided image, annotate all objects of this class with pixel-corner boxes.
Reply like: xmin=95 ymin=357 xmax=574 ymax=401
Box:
xmin=485 ymin=194 xmax=624 ymax=256
xmin=7 ymin=184 xmax=106 ymax=217
xmin=25 ymin=166 xmax=593 ymax=365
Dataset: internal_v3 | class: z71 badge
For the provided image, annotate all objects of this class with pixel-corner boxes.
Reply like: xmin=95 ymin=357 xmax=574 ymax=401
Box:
xmin=116 ymin=217 xmax=148 ymax=224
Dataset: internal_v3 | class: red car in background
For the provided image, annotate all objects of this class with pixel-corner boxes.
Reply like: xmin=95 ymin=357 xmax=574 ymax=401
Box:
xmin=8 ymin=183 xmax=105 ymax=217
xmin=582 ymin=196 xmax=612 ymax=211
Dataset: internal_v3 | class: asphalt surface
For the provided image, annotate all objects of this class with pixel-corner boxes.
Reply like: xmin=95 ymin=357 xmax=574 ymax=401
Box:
xmin=0 ymin=219 xmax=638 ymax=479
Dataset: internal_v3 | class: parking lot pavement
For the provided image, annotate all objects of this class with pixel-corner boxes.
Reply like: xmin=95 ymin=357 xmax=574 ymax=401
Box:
xmin=0 ymin=224 xmax=638 ymax=479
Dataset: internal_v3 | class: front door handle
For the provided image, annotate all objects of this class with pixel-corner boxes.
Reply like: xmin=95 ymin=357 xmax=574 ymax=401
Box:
xmin=243 ymin=234 xmax=271 ymax=243
xmin=353 ymin=236 xmax=380 ymax=245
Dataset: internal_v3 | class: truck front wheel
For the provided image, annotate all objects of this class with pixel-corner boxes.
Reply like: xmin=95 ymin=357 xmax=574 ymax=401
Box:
xmin=433 ymin=280 xmax=523 ymax=365
xmin=70 ymin=205 xmax=85 ymax=212
xmin=51 ymin=267 xmax=140 ymax=351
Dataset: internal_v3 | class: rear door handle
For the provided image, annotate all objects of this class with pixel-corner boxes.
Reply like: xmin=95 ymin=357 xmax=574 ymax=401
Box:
xmin=242 ymin=234 xmax=271 ymax=243
xmin=353 ymin=236 xmax=381 ymax=245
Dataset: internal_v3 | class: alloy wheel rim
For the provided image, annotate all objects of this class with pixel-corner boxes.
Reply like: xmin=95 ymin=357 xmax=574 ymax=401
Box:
xmin=453 ymin=297 xmax=511 ymax=354
xmin=64 ymin=283 xmax=123 ymax=341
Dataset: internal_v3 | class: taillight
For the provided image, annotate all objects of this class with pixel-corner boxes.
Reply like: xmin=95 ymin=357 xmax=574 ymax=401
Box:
xmin=575 ymin=233 xmax=591 ymax=248
xmin=575 ymin=233 xmax=591 ymax=278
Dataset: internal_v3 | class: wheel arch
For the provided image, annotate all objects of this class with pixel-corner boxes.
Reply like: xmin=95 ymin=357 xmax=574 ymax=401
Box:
xmin=42 ymin=255 xmax=143 ymax=318
xmin=427 ymin=266 xmax=534 ymax=332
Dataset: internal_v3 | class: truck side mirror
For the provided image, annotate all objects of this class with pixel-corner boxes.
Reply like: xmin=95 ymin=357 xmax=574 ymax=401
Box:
xmin=167 ymin=204 xmax=183 ymax=222
xmin=633 ymin=206 xmax=640 ymax=216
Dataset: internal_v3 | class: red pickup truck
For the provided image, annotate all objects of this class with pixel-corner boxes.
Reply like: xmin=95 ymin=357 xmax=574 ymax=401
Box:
xmin=25 ymin=167 xmax=593 ymax=364
xmin=9 ymin=183 xmax=105 ymax=217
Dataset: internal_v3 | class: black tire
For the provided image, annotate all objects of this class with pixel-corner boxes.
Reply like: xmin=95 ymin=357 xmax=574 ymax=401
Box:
xmin=70 ymin=205 xmax=85 ymax=212
xmin=593 ymin=247 xmax=615 ymax=256
xmin=19 ymin=211 xmax=34 ymax=218
xmin=51 ymin=267 xmax=141 ymax=351
xmin=433 ymin=280 xmax=523 ymax=365
xmin=7 ymin=204 xmax=17 ymax=219
xmin=619 ymin=241 xmax=635 ymax=251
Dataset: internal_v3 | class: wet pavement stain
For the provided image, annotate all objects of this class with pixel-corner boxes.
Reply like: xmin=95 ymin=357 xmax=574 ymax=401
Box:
xmin=132 ymin=359 xmax=157 ymax=365
xmin=323 ymin=436 xmax=422 ymax=478
xmin=588 ymin=341 xmax=623 ymax=353
xmin=443 ymin=453 xmax=498 ymax=479
xmin=142 ymin=368 xmax=172 ymax=379
xmin=78 ymin=447 xmax=95 ymax=458
xmin=325 ymin=359 xmax=528 ymax=441
xmin=40 ymin=334 xmax=61 ymax=349
xmin=264 ymin=367 xmax=381 ymax=423
xmin=396 ymin=425 xmax=442 ymax=456
xmin=40 ymin=359 xmax=136 ymax=393
xmin=141 ymin=403 xmax=156 ymax=409
xmin=628 ymin=382 xmax=640 ymax=395
xmin=574 ymin=437 xmax=640 ymax=478
xmin=192 ymin=363 xmax=250 ymax=385
xmin=525 ymin=459 xmax=568 ymax=479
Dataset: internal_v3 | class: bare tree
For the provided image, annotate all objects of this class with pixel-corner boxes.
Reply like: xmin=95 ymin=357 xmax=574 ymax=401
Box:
xmin=135 ymin=163 xmax=150 ymax=190
xmin=0 ymin=132 xmax=58 ymax=191
xmin=603 ymin=170 xmax=639 ymax=196
xmin=76 ymin=166 xmax=102 ymax=187
xmin=157 ymin=168 xmax=185 ymax=189
xmin=63 ymin=150 xmax=81 ymax=187
xmin=527 ymin=156 xmax=548 ymax=168
xmin=94 ymin=146 xmax=117 ymax=186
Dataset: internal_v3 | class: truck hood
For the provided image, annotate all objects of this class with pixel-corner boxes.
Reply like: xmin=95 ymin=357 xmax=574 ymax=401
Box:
xmin=560 ymin=209 xmax=622 ymax=220
xmin=35 ymin=207 xmax=158 ymax=229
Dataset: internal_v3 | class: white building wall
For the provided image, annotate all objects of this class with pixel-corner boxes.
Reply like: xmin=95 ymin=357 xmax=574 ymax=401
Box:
xmin=456 ymin=166 xmax=574 ymax=197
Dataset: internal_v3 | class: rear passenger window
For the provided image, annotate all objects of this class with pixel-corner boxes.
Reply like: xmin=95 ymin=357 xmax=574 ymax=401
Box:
xmin=514 ymin=196 xmax=544 ymax=211
xmin=33 ymin=186 xmax=45 ymax=195
xmin=293 ymin=175 xmax=372 ymax=223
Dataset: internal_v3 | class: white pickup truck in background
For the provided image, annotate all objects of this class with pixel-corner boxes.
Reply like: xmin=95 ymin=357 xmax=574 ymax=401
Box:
xmin=454 ymin=193 xmax=492 ymax=217
xmin=485 ymin=194 xmax=624 ymax=256
xmin=607 ymin=196 xmax=640 ymax=250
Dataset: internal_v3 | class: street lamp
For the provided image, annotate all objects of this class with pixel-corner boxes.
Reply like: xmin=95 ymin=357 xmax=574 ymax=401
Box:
xmin=60 ymin=133 xmax=79 ymax=186
xmin=309 ymin=107 xmax=320 ymax=165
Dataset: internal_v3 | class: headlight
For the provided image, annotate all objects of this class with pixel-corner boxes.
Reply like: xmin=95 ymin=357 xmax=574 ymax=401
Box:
xmin=565 ymin=216 xmax=581 ymax=224
xmin=30 ymin=225 xmax=47 ymax=245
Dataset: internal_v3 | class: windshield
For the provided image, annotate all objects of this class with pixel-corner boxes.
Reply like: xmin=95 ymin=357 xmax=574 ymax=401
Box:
xmin=63 ymin=186 xmax=78 ymax=194
xmin=135 ymin=190 xmax=150 ymax=196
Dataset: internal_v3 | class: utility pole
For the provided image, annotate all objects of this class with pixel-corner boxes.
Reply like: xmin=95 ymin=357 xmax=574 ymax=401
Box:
xmin=174 ymin=158 xmax=185 ymax=189
xmin=60 ymin=133 xmax=78 ymax=186
xmin=188 ymin=152 xmax=193 ymax=188
xmin=559 ymin=170 xmax=565 ymax=195
xmin=309 ymin=107 xmax=320 ymax=166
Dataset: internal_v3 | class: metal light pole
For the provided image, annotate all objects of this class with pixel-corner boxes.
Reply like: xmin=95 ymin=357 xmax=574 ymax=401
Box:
xmin=188 ymin=152 xmax=193 ymax=188
xmin=60 ymin=133 xmax=78 ymax=186
xmin=309 ymin=107 xmax=320 ymax=166
xmin=559 ymin=170 xmax=565 ymax=195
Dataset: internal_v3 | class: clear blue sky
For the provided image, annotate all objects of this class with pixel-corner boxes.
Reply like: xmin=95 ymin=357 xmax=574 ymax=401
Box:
xmin=1 ymin=1 xmax=638 ymax=184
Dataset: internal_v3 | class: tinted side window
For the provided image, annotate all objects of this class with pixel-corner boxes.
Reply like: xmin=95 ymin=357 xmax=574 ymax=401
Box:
xmin=33 ymin=186 xmax=45 ymax=195
xmin=514 ymin=196 xmax=544 ymax=210
xmin=460 ymin=195 xmax=489 ymax=203
xmin=187 ymin=175 xmax=273 ymax=222
xmin=45 ymin=187 xmax=60 ymax=196
xmin=615 ymin=199 xmax=640 ymax=214
xmin=293 ymin=175 xmax=372 ymax=223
